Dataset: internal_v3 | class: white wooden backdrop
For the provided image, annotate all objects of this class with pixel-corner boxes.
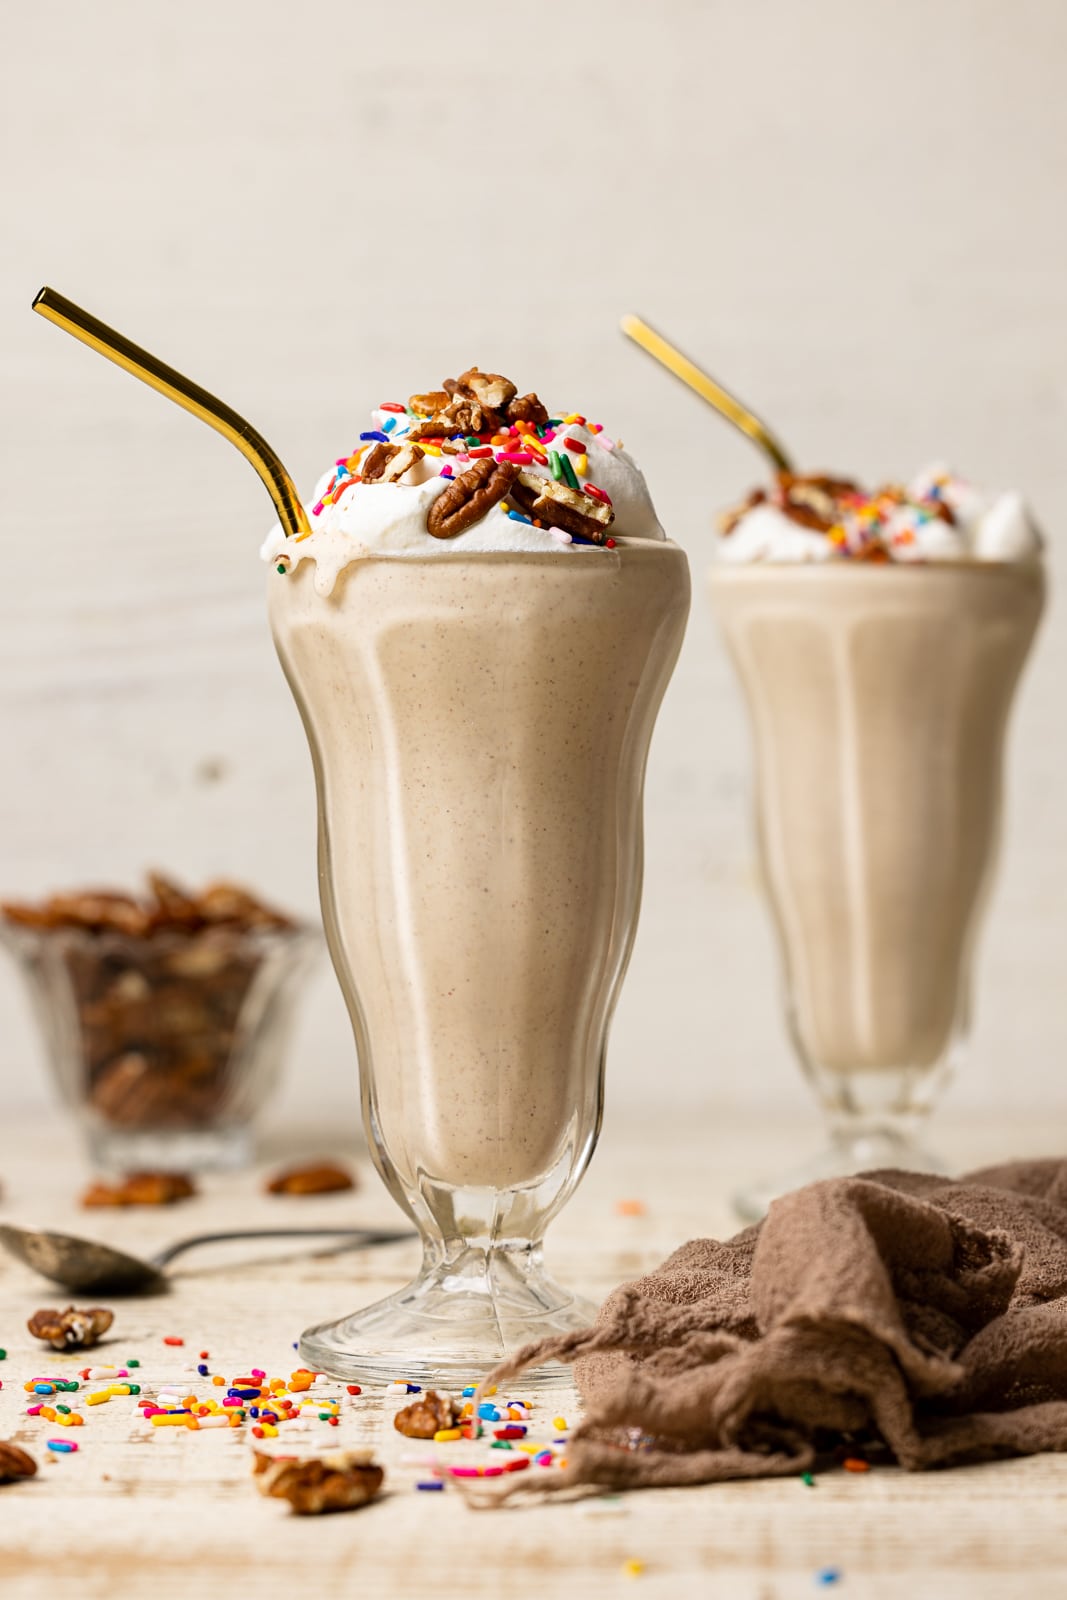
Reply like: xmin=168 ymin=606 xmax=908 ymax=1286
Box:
xmin=1 ymin=0 xmax=1065 ymax=1132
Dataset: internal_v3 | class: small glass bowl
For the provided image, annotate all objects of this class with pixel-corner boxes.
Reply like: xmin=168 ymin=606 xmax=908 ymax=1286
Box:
xmin=2 ymin=916 xmax=318 ymax=1171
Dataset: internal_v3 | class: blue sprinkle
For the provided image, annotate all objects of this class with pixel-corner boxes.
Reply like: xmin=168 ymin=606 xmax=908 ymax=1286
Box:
xmin=383 ymin=416 xmax=397 ymax=433
xmin=34 ymin=1384 xmax=55 ymax=1395
xmin=416 ymin=1480 xmax=444 ymax=1491
xmin=461 ymin=1387 xmax=476 ymax=1398
xmin=197 ymin=1364 xmax=209 ymax=1377
xmin=230 ymin=1388 xmax=260 ymax=1400
xmin=360 ymin=430 xmax=389 ymax=443
xmin=249 ymin=1406 xmax=260 ymax=1418
xmin=293 ymin=1343 xmax=299 ymax=1350
xmin=815 ymin=1569 xmax=842 ymax=1587
xmin=46 ymin=1440 xmax=75 ymax=1453
xmin=507 ymin=512 xmax=534 ymax=526
xmin=407 ymin=1384 xmax=421 ymax=1394
xmin=477 ymin=1404 xmax=501 ymax=1421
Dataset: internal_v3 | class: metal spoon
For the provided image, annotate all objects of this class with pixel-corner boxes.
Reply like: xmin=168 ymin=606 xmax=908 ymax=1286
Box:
xmin=0 ymin=1222 xmax=414 ymax=1296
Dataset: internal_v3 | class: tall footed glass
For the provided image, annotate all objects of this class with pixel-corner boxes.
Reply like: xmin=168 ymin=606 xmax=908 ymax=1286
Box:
xmin=270 ymin=544 xmax=689 ymax=1382
xmin=710 ymin=563 xmax=1044 ymax=1220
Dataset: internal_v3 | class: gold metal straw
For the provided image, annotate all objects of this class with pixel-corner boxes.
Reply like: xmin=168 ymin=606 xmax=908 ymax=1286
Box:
xmin=620 ymin=313 xmax=794 ymax=476
xmin=32 ymin=287 xmax=311 ymax=540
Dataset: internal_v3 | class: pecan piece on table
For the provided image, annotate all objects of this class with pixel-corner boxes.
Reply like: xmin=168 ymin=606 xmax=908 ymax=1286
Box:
xmin=28 ymin=1306 xmax=114 ymax=1351
xmin=426 ymin=458 xmax=520 ymax=540
xmin=361 ymin=440 xmax=425 ymax=484
xmin=453 ymin=366 xmax=517 ymax=413
xmin=82 ymin=1171 xmax=197 ymax=1207
xmin=253 ymin=1449 xmax=383 ymax=1515
xmin=393 ymin=1390 xmax=459 ymax=1439
xmin=266 ymin=1160 xmax=356 ymax=1196
xmin=506 ymin=392 xmax=549 ymax=427
xmin=511 ymin=470 xmax=615 ymax=543
xmin=0 ymin=1442 xmax=37 ymax=1484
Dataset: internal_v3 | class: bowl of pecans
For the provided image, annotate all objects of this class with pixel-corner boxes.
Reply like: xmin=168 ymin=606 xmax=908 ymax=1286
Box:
xmin=1 ymin=874 xmax=317 ymax=1171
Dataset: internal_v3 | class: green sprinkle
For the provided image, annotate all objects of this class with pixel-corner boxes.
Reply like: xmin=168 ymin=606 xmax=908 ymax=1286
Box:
xmin=127 ymin=1360 xmax=140 ymax=1369
xmin=56 ymin=1404 xmax=71 ymax=1414
xmin=276 ymin=564 xmax=288 ymax=576
xmin=129 ymin=1384 xmax=141 ymax=1395
xmin=318 ymin=1412 xmax=331 ymax=1421
xmin=802 ymin=1471 xmax=816 ymax=1487
xmin=0 ymin=1349 xmax=6 ymax=1360
xmin=549 ymin=450 xmax=563 ymax=482
xmin=61 ymin=1382 xmax=79 ymax=1393
xmin=560 ymin=453 xmax=580 ymax=492
xmin=490 ymin=1440 xmax=513 ymax=1450
xmin=465 ymin=436 xmax=480 ymax=448
xmin=546 ymin=418 xmax=562 ymax=428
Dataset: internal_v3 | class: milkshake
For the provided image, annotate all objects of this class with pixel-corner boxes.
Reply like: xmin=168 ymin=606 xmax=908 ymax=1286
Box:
xmin=710 ymin=467 xmax=1044 ymax=1215
xmin=266 ymin=369 xmax=689 ymax=1378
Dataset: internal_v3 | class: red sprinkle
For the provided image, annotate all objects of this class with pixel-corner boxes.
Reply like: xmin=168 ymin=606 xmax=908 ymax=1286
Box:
xmin=328 ymin=1416 xmax=340 ymax=1427
xmin=251 ymin=1426 xmax=265 ymax=1439
xmin=199 ymin=1351 xmax=209 ymax=1360
xmin=499 ymin=451 xmax=533 ymax=464
xmin=469 ymin=446 xmax=493 ymax=458
xmin=163 ymin=1337 xmax=184 ymax=1347
xmin=504 ymin=1457 xmax=530 ymax=1473
xmin=347 ymin=1385 xmax=362 ymax=1396
xmin=583 ymin=483 xmax=612 ymax=506
xmin=843 ymin=1457 xmax=870 ymax=1473
xmin=563 ymin=436 xmax=585 ymax=452
xmin=605 ymin=538 xmax=617 ymax=549
xmin=379 ymin=402 xmax=406 ymax=413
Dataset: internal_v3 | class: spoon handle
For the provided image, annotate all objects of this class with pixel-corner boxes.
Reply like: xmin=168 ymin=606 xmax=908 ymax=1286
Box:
xmin=150 ymin=1227 xmax=414 ymax=1270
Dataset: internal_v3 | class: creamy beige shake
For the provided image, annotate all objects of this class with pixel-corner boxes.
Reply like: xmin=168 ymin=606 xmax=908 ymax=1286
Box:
xmin=272 ymin=545 xmax=688 ymax=1194
xmin=264 ymin=367 xmax=688 ymax=1376
xmin=711 ymin=467 xmax=1043 ymax=1201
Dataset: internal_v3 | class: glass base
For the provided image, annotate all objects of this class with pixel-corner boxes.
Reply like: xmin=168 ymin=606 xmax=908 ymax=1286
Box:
xmin=733 ymin=1122 xmax=946 ymax=1225
xmin=300 ymin=1242 xmax=597 ymax=1387
xmin=86 ymin=1122 xmax=253 ymax=1174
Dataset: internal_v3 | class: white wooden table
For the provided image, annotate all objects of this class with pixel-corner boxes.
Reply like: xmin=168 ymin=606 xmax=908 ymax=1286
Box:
xmin=2 ymin=1107 xmax=1066 ymax=1599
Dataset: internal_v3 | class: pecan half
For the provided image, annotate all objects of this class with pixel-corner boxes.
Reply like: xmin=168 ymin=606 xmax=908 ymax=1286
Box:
xmin=0 ymin=1442 xmax=37 ymax=1484
xmin=393 ymin=1390 xmax=459 ymax=1439
xmin=82 ymin=1172 xmax=196 ymax=1207
xmin=409 ymin=390 xmax=450 ymax=417
xmin=28 ymin=1306 xmax=114 ymax=1351
xmin=266 ymin=1160 xmax=356 ymax=1196
xmin=426 ymin=458 xmax=520 ymax=540
xmin=717 ymin=486 xmax=767 ymax=536
xmin=253 ymin=1449 xmax=383 ymax=1515
xmin=511 ymin=470 xmax=615 ymax=543
xmin=507 ymin=392 xmax=549 ymax=426
xmin=454 ymin=366 xmax=517 ymax=413
xmin=361 ymin=441 xmax=425 ymax=484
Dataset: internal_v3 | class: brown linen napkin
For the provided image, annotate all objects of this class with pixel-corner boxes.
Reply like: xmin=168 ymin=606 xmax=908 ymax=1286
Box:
xmin=481 ymin=1161 xmax=1067 ymax=1495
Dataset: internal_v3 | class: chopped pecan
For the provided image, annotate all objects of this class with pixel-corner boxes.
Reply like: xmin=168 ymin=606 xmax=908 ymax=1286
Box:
xmin=510 ymin=470 xmax=615 ymax=543
xmin=266 ymin=1160 xmax=356 ymax=1196
xmin=393 ymin=1390 xmax=459 ymax=1439
xmin=361 ymin=440 xmax=424 ymax=483
xmin=717 ymin=486 xmax=767 ymax=536
xmin=507 ymin=392 xmax=549 ymax=426
xmin=253 ymin=1448 xmax=383 ymax=1515
xmin=775 ymin=473 xmax=860 ymax=532
xmin=426 ymin=458 xmax=520 ymax=540
xmin=82 ymin=1171 xmax=197 ymax=1207
xmin=409 ymin=390 xmax=451 ymax=417
xmin=28 ymin=1306 xmax=114 ymax=1351
xmin=454 ymin=366 xmax=517 ymax=413
xmin=146 ymin=872 xmax=203 ymax=931
xmin=0 ymin=1442 xmax=37 ymax=1484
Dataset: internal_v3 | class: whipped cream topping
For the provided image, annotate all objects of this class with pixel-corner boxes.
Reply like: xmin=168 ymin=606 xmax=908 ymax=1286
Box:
xmin=261 ymin=378 xmax=665 ymax=597
xmin=717 ymin=465 xmax=1042 ymax=565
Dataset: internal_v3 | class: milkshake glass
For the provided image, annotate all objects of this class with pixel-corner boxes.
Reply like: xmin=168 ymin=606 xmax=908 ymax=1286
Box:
xmin=710 ymin=470 xmax=1044 ymax=1218
xmin=267 ymin=373 xmax=689 ymax=1380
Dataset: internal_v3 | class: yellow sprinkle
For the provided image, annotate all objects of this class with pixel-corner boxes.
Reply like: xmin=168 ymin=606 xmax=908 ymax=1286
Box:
xmin=562 ymin=413 xmax=580 ymax=425
xmin=107 ymin=1384 xmax=132 ymax=1396
xmin=622 ymin=1559 xmax=645 ymax=1578
xmin=523 ymin=435 xmax=547 ymax=459
xmin=433 ymin=1428 xmax=462 ymax=1443
xmin=260 ymin=1423 xmax=278 ymax=1437
xmin=483 ymin=1386 xmax=497 ymax=1396
xmin=516 ymin=1443 xmax=537 ymax=1455
xmin=575 ymin=454 xmax=588 ymax=477
xmin=58 ymin=1414 xmax=74 ymax=1427
xmin=553 ymin=1417 xmax=568 ymax=1431
xmin=151 ymin=1414 xmax=190 ymax=1427
xmin=86 ymin=1392 xmax=110 ymax=1406
xmin=419 ymin=443 xmax=442 ymax=457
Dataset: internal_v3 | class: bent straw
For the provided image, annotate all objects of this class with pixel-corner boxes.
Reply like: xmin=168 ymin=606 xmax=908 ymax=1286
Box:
xmin=620 ymin=313 xmax=794 ymax=476
xmin=32 ymin=287 xmax=311 ymax=540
